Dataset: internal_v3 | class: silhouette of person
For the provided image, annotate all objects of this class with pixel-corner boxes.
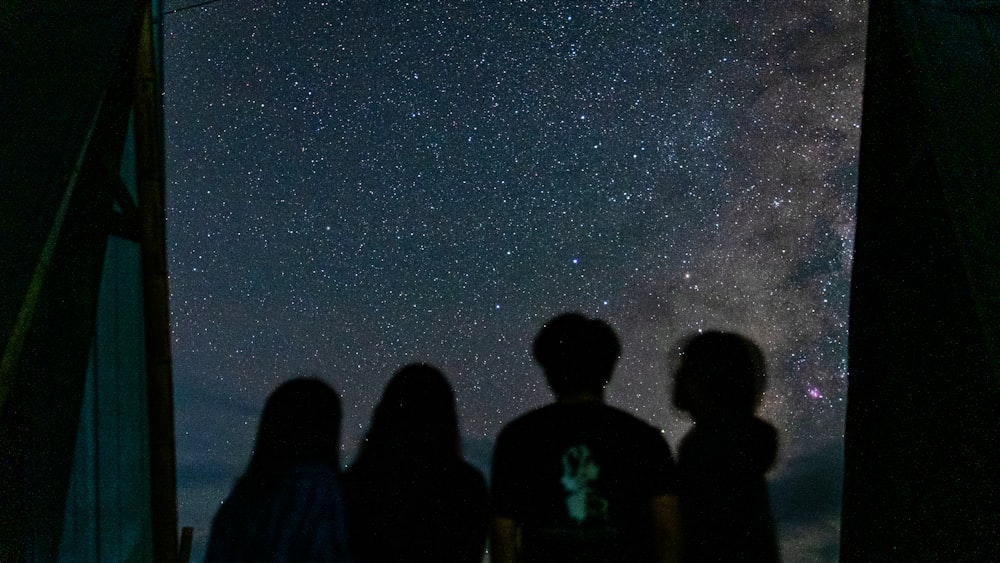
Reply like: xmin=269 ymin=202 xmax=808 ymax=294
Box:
xmin=341 ymin=363 xmax=489 ymax=563
xmin=204 ymin=377 xmax=353 ymax=563
xmin=671 ymin=331 xmax=780 ymax=562
xmin=491 ymin=313 xmax=682 ymax=563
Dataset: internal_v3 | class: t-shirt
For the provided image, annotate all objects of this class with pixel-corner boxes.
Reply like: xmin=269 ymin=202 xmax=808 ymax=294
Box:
xmin=492 ymin=402 xmax=679 ymax=563
xmin=677 ymin=416 xmax=780 ymax=563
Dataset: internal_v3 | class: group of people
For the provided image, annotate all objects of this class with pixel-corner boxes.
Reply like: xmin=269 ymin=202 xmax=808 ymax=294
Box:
xmin=205 ymin=312 xmax=780 ymax=562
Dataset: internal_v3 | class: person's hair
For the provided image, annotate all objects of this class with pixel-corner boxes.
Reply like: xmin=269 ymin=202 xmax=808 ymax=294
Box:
xmin=245 ymin=377 xmax=343 ymax=478
xmin=354 ymin=363 xmax=461 ymax=467
xmin=672 ymin=331 xmax=766 ymax=420
xmin=532 ymin=312 xmax=621 ymax=396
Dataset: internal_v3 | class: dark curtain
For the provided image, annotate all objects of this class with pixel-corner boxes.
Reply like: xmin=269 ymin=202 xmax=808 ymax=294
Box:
xmin=842 ymin=1 xmax=1000 ymax=560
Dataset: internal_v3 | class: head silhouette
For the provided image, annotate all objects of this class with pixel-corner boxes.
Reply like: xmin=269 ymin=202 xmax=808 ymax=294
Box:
xmin=533 ymin=312 xmax=622 ymax=397
xmin=672 ymin=331 xmax=767 ymax=422
xmin=247 ymin=377 xmax=342 ymax=476
xmin=358 ymin=363 xmax=461 ymax=464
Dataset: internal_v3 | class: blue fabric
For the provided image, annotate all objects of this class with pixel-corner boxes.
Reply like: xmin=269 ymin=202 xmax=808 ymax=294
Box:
xmin=205 ymin=463 xmax=353 ymax=563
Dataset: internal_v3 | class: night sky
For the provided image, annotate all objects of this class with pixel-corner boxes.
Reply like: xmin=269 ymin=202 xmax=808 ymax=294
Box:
xmin=163 ymin=1 xmax=866 ymax=560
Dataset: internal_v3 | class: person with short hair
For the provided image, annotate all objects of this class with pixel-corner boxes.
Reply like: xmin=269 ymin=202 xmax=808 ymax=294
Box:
xmin=491 ymin=313 xmax=682 ymax=563
xmin=671 ymin=331 xmax=780 ymax=562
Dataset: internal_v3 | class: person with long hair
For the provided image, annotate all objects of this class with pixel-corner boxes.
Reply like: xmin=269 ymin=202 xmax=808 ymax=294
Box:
xmin=342 ymin=363 xmax=489 ymax=563
xmin=205 ymin=377 xmax=353 ymax=562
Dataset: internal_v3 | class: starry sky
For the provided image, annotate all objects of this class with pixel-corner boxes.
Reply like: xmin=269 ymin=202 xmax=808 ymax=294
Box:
xmin=163 ymin=1 xmax=867 ymax=561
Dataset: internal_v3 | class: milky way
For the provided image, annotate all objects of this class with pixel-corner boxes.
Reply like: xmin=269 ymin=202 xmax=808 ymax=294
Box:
xmin=164 ymin=2 xmax=867 ymax=560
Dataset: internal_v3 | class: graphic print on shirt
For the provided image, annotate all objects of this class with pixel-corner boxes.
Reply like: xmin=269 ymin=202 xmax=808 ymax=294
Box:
xmin=560 ymin=444 xmax=609 ymax=524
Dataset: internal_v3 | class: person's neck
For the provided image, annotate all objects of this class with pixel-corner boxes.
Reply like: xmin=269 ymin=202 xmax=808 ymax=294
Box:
xmin=556 ymin=390 xmax=605 ymax=405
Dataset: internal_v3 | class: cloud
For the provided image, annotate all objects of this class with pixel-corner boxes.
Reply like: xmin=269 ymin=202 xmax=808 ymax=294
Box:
xmin=770 ymin=439 xmax=845 ymax=562
xmin=461 ymin=435 xmax=497 ymax=483
xmin=771 ymin=438 xmax=844 ymax=525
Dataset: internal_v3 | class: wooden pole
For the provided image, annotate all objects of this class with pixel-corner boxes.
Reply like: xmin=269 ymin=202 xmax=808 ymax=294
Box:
xmin=134 ymin=1 xmax=179 ymax=561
